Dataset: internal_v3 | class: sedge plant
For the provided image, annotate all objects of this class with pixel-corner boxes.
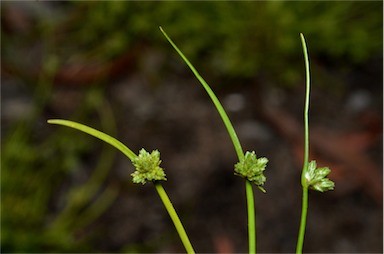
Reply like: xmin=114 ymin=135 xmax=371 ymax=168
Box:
xmin=159 ymin=26 xmax=268 ymax=254
xmin=295 ymin=34 xmax=335 ymax=254
xmin=47 ymin=119 xmax=195 ymax=254
xmin=48 ymin=28 xmax=334 ymax=254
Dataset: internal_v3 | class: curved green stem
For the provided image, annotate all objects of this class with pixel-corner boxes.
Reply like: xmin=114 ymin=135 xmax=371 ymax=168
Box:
xmin=48 ymin=119 xmax=195 ymax=252
xmin=47 ymin=119 xmax=136 ymax=160
xmin=159 ymin=26 xmax=243 ymax=160
xmin=154 ymin=182 xmax=195 ymax=254
xmin=296 ymin=33 xmax=311 ymax=254
xmin=160 ymin=26 xmax=257 ymax=253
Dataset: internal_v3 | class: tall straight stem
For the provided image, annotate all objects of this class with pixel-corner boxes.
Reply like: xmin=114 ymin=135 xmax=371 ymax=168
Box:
xmin=301 ymin=33 xmax=310 ymax=185
xmin=296 ymin=186 xmax=308 ymax=253
xmin=154 ymin=182 xmax=195 ymax=254
xmin=296 ymin=33 xmax=311 ymax=254
xmin=246 ymin=180 xmax=256 ymax=254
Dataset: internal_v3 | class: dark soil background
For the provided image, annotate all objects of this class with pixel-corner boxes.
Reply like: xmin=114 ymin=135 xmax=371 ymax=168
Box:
xmin=1 ymin=1 xmax=383 ymax=253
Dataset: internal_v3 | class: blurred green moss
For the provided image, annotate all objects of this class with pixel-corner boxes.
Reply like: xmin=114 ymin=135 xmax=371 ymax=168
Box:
xmin=63 ymin=1 xmax=382 ymax=85
xmin=1 ymin=84 xmax=119 ymax=252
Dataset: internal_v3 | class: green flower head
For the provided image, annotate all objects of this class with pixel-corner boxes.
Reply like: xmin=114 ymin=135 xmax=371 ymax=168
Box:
xmin=234 ymin=151 xmax=268 ymax=192
xmin=131 ymin=149 xmax=167 ymax=184
xmin=305 ymin=160 xmax=335 ymax=192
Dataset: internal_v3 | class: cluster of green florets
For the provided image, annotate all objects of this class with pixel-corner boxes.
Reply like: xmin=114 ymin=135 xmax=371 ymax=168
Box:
xmin=305 ymin=160 xmax=335 ymax=192
xmin=131 ymin=149 xmax=167 ymax=184
xmin=131 ymin=148 xmax=334 ymax=194
xmin=234 ymin=151 xmax=268 ymax=192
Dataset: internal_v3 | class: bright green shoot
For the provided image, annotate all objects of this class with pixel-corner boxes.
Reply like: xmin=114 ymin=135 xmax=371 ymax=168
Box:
xmin=159 ymin=27 xmax=244 ymax=161
xmin=160 ymin=26 xmax=267 ymax=254
xmin=47 ymin=119 xmax=195 ymax=254
xmin=48 ymin=119 xmax=136 ymax=160
xmin=296 ymin=34 xmax=335 ymax=254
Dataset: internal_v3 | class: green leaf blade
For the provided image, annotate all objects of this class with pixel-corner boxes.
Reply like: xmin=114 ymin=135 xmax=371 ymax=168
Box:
xmin=48 ymin=119 xmax=136 ymax=160
xmin=159 ymin=26 xmax=244 ymax=161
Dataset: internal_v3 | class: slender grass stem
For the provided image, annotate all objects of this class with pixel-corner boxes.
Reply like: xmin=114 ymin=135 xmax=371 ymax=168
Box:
xmin=48 ymin=119 xmax=195 ymax=253
xmin=159 ymin=27 xmax=243 ymax=159
xmin=301 ymin=33 xmax=311 ymax=187
xmin=296 ymin=33 xmax=311 ymax=254
xmin=160 ymin=26 xmax=257 ymax=253
xmin=47 ymin=119 xmax=136 ymax=160
xmin=296 ymin=186 xmax=308 ymax=254
xmin=245 ymin=180 xmax=256 ymax=254
xmin=154 ymin=182 xmax=195 ymax=254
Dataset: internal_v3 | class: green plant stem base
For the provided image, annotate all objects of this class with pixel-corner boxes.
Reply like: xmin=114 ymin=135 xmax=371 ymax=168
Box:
xmin=245 ymin=180 xmax=256 ymax=254
xmin=154 ymin=183 xmax=195 ymax=254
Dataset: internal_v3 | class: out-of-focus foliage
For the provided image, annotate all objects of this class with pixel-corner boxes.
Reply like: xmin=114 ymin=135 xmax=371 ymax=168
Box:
xmin=1 ymin=85 xmax=119 ymax=252
xmin=63 ymin=1 xmax=382 ymax=84
xmin=2 ymin=1 xmax=382 ymax=87
xmin=1 ymin=121 xmax=89 ymax=252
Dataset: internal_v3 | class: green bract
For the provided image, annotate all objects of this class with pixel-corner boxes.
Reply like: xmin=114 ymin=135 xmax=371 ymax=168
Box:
xmin=305 ymin=160 xmax=335 ymax=192
xmin=131 ymin=149 xmax=167 ymax=184
xmin=234 ymin=151 xmax=268 ymax=192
